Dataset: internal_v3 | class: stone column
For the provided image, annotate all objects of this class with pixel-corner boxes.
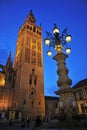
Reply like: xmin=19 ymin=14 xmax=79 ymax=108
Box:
xmin=53 ymin=53 xmax=77 ymax=118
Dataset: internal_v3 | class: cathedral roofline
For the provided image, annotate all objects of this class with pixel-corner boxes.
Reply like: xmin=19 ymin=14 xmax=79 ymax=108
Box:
xmin=45 ymin=96 xmax=59 ymax=100
xmin=72 ymin=78 xmax=87 ymax=89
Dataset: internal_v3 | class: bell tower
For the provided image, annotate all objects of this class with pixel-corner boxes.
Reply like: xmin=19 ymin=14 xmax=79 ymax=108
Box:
xmin=14 ymin=10 xmax=45 ymax=117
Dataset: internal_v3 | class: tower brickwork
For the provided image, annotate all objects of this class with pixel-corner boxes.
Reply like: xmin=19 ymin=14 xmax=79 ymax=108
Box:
xmin=14 ymin=10 xmax=45 ymax=117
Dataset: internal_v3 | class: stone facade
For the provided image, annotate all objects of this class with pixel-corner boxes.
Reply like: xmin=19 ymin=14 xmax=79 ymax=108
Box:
xmin=0 ymin=53 xmax=14 ymax=110
xmin=73 ymin=79 xmax=87 ymax=114
xmin=45 ymin=96 xmax=59 ymax=117
xmin=13 ymin=10 xmax=45 ymax=118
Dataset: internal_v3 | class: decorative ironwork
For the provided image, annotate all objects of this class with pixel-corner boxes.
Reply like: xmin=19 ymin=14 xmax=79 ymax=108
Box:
xmin=44 ymin=24 xmax=72 ymax=56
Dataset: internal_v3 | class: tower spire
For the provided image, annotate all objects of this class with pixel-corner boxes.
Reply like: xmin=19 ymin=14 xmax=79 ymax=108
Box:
xmin=6 ymin=51 xmax=12 ymax=67
xmin=26 ymin=10 xmax=36 ymax=24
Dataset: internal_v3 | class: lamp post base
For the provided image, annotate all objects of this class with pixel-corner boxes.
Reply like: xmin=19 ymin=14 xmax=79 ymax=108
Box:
xmin=56 ymin=88 xmax=77 ymax=119
xmin=53 ymin=53 xmax=77 ymax=118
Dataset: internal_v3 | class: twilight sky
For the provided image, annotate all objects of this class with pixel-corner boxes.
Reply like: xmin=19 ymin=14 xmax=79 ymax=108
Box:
xmin=0 ymin=0 xmax=87 ymax=96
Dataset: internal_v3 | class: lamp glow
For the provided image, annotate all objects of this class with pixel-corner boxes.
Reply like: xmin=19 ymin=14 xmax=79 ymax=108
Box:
xmin=66 ymin=35 xmax=71 ymax=42
xmin=53 ymin=27 xmax=59 ymax=34
xmin=44 ymin=38 xmax=50 ymax=46
xmin=47 ymin=50 xmax=52 ymax=56
xmin=66 ymin=48 xmax=71 ymax=54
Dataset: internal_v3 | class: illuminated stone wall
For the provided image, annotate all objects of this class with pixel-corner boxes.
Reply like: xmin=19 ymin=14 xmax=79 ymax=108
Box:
xmin=0 ymin=73 xmax=5 ymax=87
xmin=73 ymin=79 xmax=87 ymax=114
xmin=14 ymin=10 xmax=45 ymax=118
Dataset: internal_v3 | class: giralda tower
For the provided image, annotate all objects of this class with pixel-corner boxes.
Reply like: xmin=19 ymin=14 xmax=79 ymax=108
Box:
xmin=14 ymin=10 xmax=45 ymax=117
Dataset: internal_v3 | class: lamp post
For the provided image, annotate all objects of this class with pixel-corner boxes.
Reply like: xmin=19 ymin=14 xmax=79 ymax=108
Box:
xmin=44 ymin=24 xmax=77 ymax=118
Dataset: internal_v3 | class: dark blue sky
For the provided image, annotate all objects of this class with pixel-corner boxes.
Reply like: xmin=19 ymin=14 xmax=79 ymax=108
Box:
xmin=0 ymin=0 xmax=87 ymax=96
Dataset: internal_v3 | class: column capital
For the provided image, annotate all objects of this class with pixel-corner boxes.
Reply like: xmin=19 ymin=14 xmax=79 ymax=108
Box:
xmin=53 ymin=53 xmax=68 ymax=62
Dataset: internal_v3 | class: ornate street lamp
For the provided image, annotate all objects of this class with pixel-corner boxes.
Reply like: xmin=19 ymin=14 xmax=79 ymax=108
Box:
xmin=44 ymin=24 xmax=72 ymax=55
xmin=44 ymin=24 xmax=77 ymax=118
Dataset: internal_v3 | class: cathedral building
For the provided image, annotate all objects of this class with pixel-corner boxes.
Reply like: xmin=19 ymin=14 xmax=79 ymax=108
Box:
xmin=0 ymin=10 xmax=45 ymax=118
xmin=0 ymin=53 xmax=14 ymax=110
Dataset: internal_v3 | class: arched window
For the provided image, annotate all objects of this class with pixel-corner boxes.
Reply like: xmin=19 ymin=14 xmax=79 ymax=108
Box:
xmin=27 ymin=25 xmax=29 ymax=29
xmin=34 ymin=75 xmax=37 ymax=85
xmin=29 ymin=74 xmax=32 ymax=84
xmin=31 ymin=91 xmax=34 ymax=95
xmin=33 ymin=27 xmax=36 ymax=32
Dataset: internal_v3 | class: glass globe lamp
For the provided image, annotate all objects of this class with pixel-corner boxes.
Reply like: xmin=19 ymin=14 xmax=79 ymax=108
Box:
xmin=47 ymin=50 xmax=52 ymax=56
xmin=66 ymin=48 xmax=71 ymax=54
xmin=44 ymin=38 xmax=50 ymax=46
xmin=66 ymin=35 xmax=72 ymax=42
xmin=53 ymin=26 xmax=60 ymax=34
